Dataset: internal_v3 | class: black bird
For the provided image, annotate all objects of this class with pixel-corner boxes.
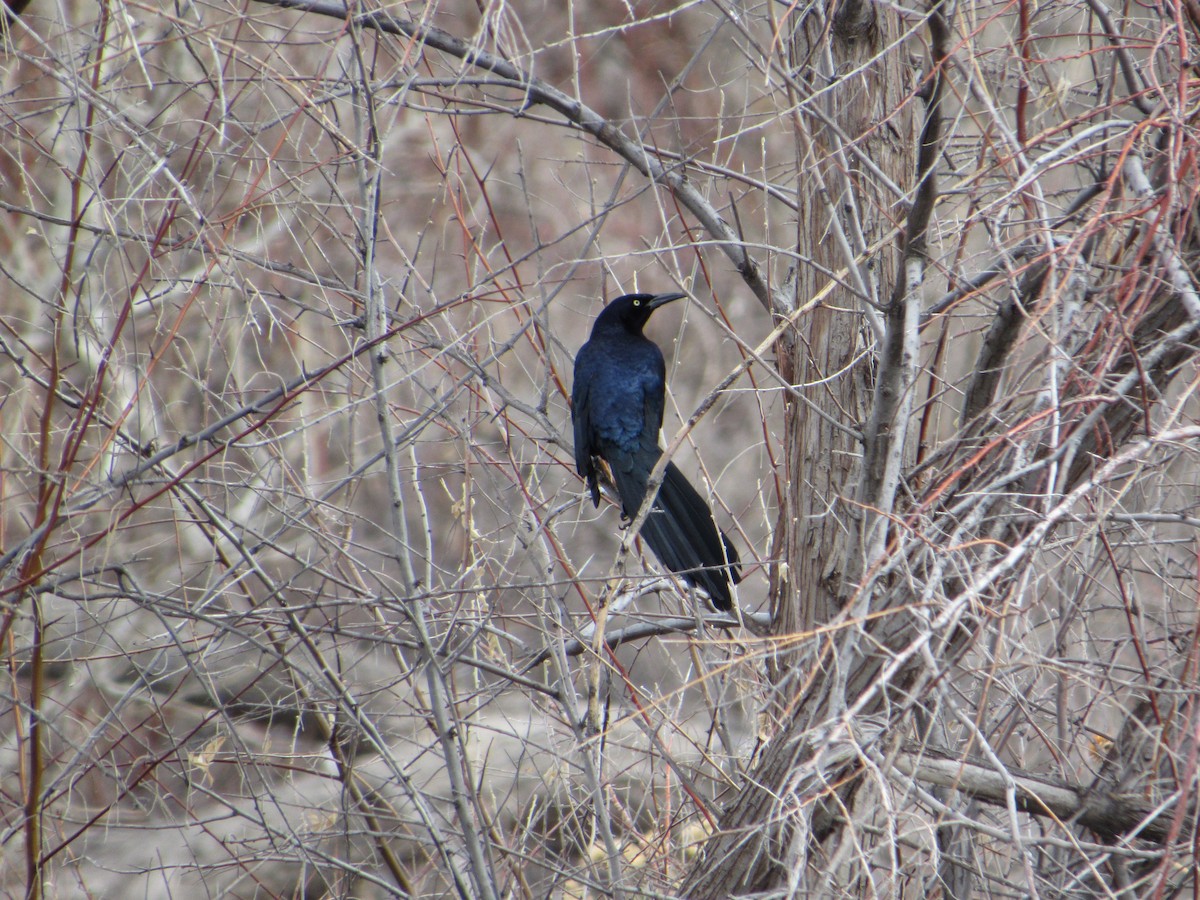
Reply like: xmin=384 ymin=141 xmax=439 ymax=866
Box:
xmin=571 ymin=292 xmax=741 ymax=611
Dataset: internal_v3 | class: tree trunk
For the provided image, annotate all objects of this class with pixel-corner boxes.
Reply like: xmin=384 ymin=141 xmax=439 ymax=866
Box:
xmin=692 ymin=2 xmax=917 ymax=894
xmin=769 ymin=0 xmax=911 ymax=677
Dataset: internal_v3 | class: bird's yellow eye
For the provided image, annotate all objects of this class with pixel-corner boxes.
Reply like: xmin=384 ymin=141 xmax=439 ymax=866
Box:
xmin=633 ymin=299 xmax=641 ymax=306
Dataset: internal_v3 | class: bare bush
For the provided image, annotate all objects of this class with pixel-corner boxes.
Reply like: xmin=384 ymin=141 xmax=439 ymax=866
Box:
xmin=1 ymin=1 xmax=1199 ymax=897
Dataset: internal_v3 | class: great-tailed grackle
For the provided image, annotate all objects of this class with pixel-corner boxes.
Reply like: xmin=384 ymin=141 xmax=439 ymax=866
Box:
xmin=571 ymin=292 xmax=741 ymax=611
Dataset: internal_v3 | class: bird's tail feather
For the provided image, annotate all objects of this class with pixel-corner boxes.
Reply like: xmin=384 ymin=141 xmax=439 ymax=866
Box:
xmin=610 ymin=447 xmax=740 ymax=611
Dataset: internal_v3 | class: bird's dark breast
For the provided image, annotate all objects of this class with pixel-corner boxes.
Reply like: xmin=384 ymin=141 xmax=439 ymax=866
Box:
xmin=580 ymin=348 xmax=661 ymax=453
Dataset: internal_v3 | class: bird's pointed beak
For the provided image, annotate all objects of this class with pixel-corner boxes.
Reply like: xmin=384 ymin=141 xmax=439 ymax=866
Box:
xmin=647 ymin=292 xmax=687 ymax=310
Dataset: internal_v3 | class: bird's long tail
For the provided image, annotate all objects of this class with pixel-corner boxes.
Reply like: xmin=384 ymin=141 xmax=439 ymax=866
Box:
xmin=611 ymin=448 xmax=741 ymax=611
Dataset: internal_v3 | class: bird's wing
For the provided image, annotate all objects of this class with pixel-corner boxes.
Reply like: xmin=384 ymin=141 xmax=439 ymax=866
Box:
xmin=571 ymin=375 xmax=591 ymax=477
xmin=571 ymin=349 xmax=604 ymax=507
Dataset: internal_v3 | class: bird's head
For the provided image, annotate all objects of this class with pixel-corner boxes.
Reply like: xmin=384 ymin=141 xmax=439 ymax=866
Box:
xmin=596 ymin=292 xmax=687 ymax=334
